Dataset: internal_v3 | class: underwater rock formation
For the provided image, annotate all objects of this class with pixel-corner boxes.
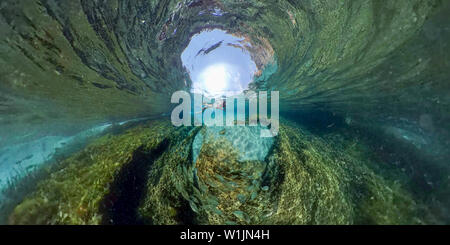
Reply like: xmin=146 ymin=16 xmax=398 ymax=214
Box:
xmin=1 ymin=0 xmax=449 ymax=224
xmin=7 ymin=118 xmax=433 ymax=224
xmin=192 ymin=125 xmax=274 ymax=163
xmin=139 ymin=119 xmax=432 ymax=225
xmin=8 ymin=120 xmax=175 ymax=224
xmin=2 ymin=0 xmax=448 ymax=147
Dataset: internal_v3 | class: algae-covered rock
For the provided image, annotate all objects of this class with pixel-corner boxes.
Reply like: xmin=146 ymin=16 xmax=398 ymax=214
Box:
xmin=137 ymin=119 xmax=429 ymax=225
xmin=266 ymin=120 xmax=424 ymax=224
xmin=1 ymin=0 xmax=449 ymax=225
xmin=9 ymin=119 xmax=175 ymax=225
xmin=192 ymin=133 xmax=269 ymax=225
xmin=7 ymin=118 xmax=437 ymax=224
xmin=2 ymin=0 xmax=448 ymax=152
xmin=137 ymin=125 xmax=201 ymax=225
xmin=138 ymin=125 xmax=272 ymax=225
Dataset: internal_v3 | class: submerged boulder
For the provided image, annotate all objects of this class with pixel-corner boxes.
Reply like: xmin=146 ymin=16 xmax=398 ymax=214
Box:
xmin=8 ymin=120 xmax=175 ymax=225
xmin=138 ymin=125 xmax=201 ymax=225
xmin=192 ymin=126 xmax=274 ymax=163
xmin=266 ymin=120 xmax=423 ymax=224
xmin=138 ymin=119 xmax=429 ymax=224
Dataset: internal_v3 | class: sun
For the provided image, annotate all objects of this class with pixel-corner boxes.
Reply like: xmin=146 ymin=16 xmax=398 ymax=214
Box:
xmin=199 ymin=64 xmax=229 ymax=96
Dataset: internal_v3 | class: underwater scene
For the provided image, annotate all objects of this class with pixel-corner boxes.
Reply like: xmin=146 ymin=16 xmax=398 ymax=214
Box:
xmin=0 ymin=0 xmax=449 ymax=226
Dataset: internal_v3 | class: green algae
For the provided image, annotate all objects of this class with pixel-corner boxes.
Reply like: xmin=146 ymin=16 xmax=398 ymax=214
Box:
xmin=269 ymin=120 xmax=424 ymax=224
xmin=8 ymin=120 xmax=175 ymax=225
xmin=5 ymin=0 xmax=446 ymax=147
xmin=1 ymin=0 xmax=449 ymax=225
xmin=0 ymin=0 xmax=178 ymax=147
xmin=135 ymin=119 xmax=433 ymax=225
xmin=136 ymin=124 xmax=201 ymax=225
xmin=7 ymin=118 xmax=439 ymax=224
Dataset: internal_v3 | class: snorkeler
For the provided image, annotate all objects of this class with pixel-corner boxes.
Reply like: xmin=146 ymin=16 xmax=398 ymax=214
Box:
xmin=198 ymin=100 xmax=226 ymax=113
xmin=201 ymin=102 xmax=212 ymax=113
xmin=217 ymin=100 xmax=226 ymax=110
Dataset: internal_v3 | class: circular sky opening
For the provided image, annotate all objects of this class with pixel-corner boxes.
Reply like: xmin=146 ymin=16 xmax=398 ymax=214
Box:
xmin=181 ymin=29 xmax=257 ymax=98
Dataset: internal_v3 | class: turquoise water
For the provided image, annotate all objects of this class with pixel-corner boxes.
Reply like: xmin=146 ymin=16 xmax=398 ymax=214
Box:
xmin=0 ymin=0 xmax=449 ymax=225
xmin=192 ymin=125 xmax=274 ymax=163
